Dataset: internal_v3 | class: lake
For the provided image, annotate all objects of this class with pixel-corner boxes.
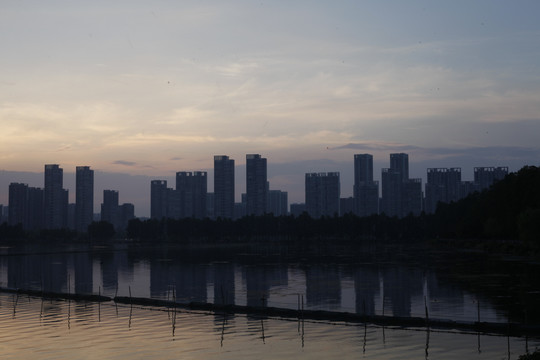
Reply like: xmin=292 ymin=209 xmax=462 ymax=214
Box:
xmin=0 ymin=241 xmax=539 ymax=359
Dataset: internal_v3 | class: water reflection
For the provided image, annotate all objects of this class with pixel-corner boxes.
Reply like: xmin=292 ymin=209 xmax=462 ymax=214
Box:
xmin=0 ymin=293 xmax=538 ymax=359
xmin=0 ymin=243 xmax=531 ymax=324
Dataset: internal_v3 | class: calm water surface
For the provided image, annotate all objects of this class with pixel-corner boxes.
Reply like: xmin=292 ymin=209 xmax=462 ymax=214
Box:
xmin=1 ymin=242 xmax=539 ymax=358
xmin=0 ymin=293 xmax=537 ymax=359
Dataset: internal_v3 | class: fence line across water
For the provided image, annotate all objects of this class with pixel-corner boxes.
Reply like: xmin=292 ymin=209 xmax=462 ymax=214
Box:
xmin=1 ymin=286 xmax=539 ymax=338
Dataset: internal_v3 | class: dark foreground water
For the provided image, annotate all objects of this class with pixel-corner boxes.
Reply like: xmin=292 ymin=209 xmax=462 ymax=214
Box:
xmin=0 ymin=293 xmax=538 ymax=359
xmin=1 ymin=241 xmax=539 ymax=358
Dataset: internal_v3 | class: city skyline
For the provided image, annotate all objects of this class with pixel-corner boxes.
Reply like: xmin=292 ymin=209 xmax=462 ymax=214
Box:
xmin=1 ymin=153 xmax=517 ymax=219
xmin=1 ymin=1 xmax=540 ymax=186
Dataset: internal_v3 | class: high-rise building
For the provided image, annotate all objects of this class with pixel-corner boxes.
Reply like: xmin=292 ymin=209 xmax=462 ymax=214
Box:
xmin=246 ymin=154 xmax=267 ymax=216
xmin=27 ymin=187 xmax=44 ymax=230
xmin=353 ymin=154 xmax=379 ymax=217
xmin=425 ymin=168 xmax=462 ymax=213
xmin=101 ymin=190 xmax=119 ymax=226
xmin=166 ymin=188 xmax=180 ymax=219
xmin=381 ymin=168 xmax=402 ymax=217
xmin=381 ymin=154 xmax=422 ymax=217
xmin=118 ymin=203 xmax=135 ymax=231
xmin=214 ymin=155 xmax=235 ymax=219
xmin=206 ymin=193 xmax=215 ymax=218
xmin=402 ymin=178 xmax=423 ymax=216
xmin=305 ymin=172 xmax=340 ymax=218
xmin=176 ymin=171 xmax=207 ymax=219
xmin=267 ymin=189 xmax=288 ymax=216
xmin=151 ymin=180 xmax=168 ymax=219
xmin=354 ymin=154 xmax=373 ymax=185
xmin=75 ymin=166 xmax=94 ymax=232
xmin=390 ymin=153 xmax=409 ymax=182
xmin=8 ymin=183 xmax=27 ymax=227
xmin=44 ymin=164 xmax=66 ymax=229
xmin=474 ymin=167 xmax=508 ymax=191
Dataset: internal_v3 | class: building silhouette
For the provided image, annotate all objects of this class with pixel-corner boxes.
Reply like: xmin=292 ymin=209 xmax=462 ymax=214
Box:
xmin=27 ymin=187 xmax=44 ymax=230
xmin=176 ymin=171 xmax=207 ymax=219
xmin=305 ymin=172 xmax=340 ymax=218
xmin=267 ymin=189 xmax=288 ymax=216
xmin=118 ymin=203 xmax=135 ymax=231
xmin=246 ymin=154 xmax=267 ymax=216
xmin=340 ymin=197 xmax=354 ymax=215
xmin=101 ymin=190 xmax=119 ymax=226
xmin=474 ymin=167 xmax=509 ymax=191
xmin=150 ymin=180 xmax=168 ymax=219
xmin=8 ymin=183 xmax=44 ymax=230
xmin=381 ymin=154 xmax=422 ymax=217
xmin=381 ymin=168 xmax=402 ymax=217
xmin=44 ymin=164 xmax=67 ymax=229
xmin=75 ymin=166 xmax=94 ymax=232
xmin=290 ymin=203 xmax=306 ymax=217
xmin=206 ymin=192 xmax=215 ymax=218
xmin=425 ymin=168 xmax=462 ymax=213
xmin=353 ymin=154 xmax=379 ymax=216
xmin=390 ymin=153 xmax=409 ymax=181
xmin=214 ymin=155 xmax=235 ymax=219
xmin=8 ymin=183 xmax=27 ymax=227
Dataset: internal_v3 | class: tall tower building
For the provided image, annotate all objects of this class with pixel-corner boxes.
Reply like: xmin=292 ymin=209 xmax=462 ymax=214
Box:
xmin=381 ymin=154 xmax=422 ymax=217
xmin=8 ymin=183 xmax=28 ymax=227
xmin=381 ymin=168 xmax=402 ymax=217
xmin=390 ymin=153 xmax=409 ymax=182
xmin=75 ymin=166 xmax=94 ymax=232
xmin=246 ymin=154 xmax=267 ymax=216
xmin=176 ymin=171 xmax=208 ymax=219
xmin=354 ymin=154 xmax=373 ymax=185
xmin=305 ymin=172 xmax=340 ymax=218
xmin=214 ymin=155 xmax=235 ymax=219
xmin=176 ymin=172 xmax=193 ymax=218
xmin=425 ymin=168 xmax=462 ymax=213
xmin=353 ymin=154 xmax=379 ymax=217
xmin=101 ymin=190 xmax=119 ymax=226
xmin=27 ymin=187 xmax=44 ymax=230
xmin=44 ymin=164 xmax=66 ymax=229
xmin=151 ymin=180 xmax=168 ymax=219
xmin=192 ymin=171 xmax=207 ymax=219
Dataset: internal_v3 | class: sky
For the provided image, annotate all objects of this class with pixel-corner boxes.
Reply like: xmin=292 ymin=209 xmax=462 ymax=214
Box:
xmin=1 ymin=0 xmax=540 ymax=217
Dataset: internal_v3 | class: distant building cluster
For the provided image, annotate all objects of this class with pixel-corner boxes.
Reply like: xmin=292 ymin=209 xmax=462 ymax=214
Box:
xmin=2 ymin=153 xmax=509 ymax=232
xmin=5 ymin=164 xmax=134 ymax=233
xmin=150 ymin=154 xmax=288 ymax=221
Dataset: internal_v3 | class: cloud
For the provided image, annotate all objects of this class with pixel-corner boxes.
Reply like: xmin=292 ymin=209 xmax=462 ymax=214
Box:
xmin=331 ymin=143 xmax=422 ymax=152
xmin=113 ymin=160 xmax=137 ymax=166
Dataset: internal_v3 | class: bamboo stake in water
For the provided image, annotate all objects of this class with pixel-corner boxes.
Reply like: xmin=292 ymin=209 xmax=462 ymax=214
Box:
xmin=424 ymin=295 xmax=429 ymax=325
xmin=98 ymin=286 xmax=101 ymax=322
xmin=477 ymin=299 xmax=480 ymax=323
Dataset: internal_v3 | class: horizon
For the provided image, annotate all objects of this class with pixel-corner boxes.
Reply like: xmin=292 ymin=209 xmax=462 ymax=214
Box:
xmin=2 ymin=1 xmax=540 ymax=216
xmin=1 ymin=154 xmax=536 ymax=218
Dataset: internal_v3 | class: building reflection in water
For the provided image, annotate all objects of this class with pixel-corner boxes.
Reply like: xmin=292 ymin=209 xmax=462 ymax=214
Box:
xmin=242 ymin=264 xmax=288 ymax=307
xmin=73 ymin=252 xmax=93 ymax=294
xmin=353 ymin=266 xmax=380 ymax=316
xmin=150 ymin=259 xmax=207 ymax=303
xmin=213 ymin=262 xmax=235 ymax=305
xmin=8 ymin=253 xmax=67 ymax=293
xmin=0 ymin=246 xmax=509 ymax=324
xmin=304 ymin=264 xmax=341 ymax=309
